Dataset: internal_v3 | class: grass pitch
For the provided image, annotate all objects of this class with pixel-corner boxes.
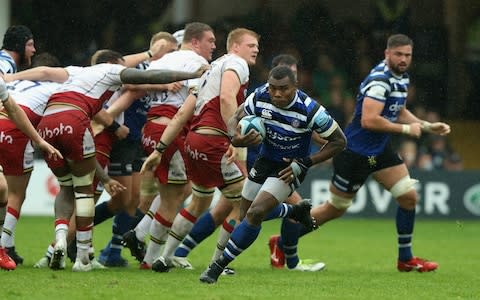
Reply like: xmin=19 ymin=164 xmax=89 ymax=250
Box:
xmin=2 ymin=217 xmax=479 ymax=299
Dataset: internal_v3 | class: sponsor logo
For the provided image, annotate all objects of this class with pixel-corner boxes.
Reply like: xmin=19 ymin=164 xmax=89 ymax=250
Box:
xmin=463 ymin=184 xmax=480 ymax=216
xmin=0 ymin=131 xmax=13 ymax=144
xmin=185 ymin=144 xmax=208 ymax=161
xmin=39 ymin=123 xmax=73 ymax=138
xmin=142 ymin=134 xmax=157 ymax=150
xmin=266 ymin=128 xmax=301 ymax=142
xmin=261 ymin=109 xmax=272 ymax=119
xmin=388 ymin=102 xmax=405 ymax=112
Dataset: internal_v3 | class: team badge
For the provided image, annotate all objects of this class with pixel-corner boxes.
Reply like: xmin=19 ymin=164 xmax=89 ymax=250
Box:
xmin=291 ymin=119 xmax=300 ymax=128
xmin=367 ymin=155 xmax=377 ymax=167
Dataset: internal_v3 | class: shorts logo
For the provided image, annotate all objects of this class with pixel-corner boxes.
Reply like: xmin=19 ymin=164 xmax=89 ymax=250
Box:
xmin=463 ymin=184 xmax=480 ymax=216
xmin=142 ymin=134 xmax=157 ymax=150
xmin=0 ymin=131 xmax=13 ymax=144
xmin=39 ymin=123 xmax=73 ymax=138
xmin=185 ymin=144 xmax=208 ymax=161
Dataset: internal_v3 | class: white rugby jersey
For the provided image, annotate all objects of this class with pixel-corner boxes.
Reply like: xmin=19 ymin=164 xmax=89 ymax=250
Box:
xmin=147 ymin=50 xmax=207 ymax=118
xmin=48 ymin=63 xmax=126 ymax=117
xmin=0 ymin=50 xmax=16 ymax=74
xmin=191 ymin=54 xmax=249 ymax=133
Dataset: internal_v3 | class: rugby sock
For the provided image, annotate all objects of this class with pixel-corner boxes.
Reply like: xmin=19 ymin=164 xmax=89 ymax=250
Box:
xmin=129 ymin=208 xmax=145 ymax=229
xmin=264 ymin=203 xmax=291 ymax=221
xmin=174 ymin=211 xmax=216 ymax=258
xmin=54 ymin=219 xmax=69 ymax=243
xmin=281 ymin=219 xmax=302 ymax=268
xmin=94 ymin=201 xmax=114 ymax=225
xmin=143 ymin=213 xmax=171 ymax=265
xmin=396 ymin=206 xmax=415 ymax=261
xmin=45 ymin=243 xmax=55 ymax=259
xmin=110 ymin=212 xmax=131 ymax=257
xmin=161 ymin=208 xmax=197 ymax=258
xmin=135 ymin=195 xmax=161 ymax=241
xmin=219 ymin=219 xmax=260 ymax=267
xmin=76 ymin=223 xmax=93 ymax=262
xmin=1 ymin=207 xmax=19 ymax=248
xmin=211 ymin=219 xmax=235 ymax=262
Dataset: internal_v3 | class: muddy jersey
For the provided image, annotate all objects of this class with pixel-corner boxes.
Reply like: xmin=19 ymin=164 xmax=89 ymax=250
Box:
xmin=147 ymin=50 xmax=208 ymax=119
xmin=190 ymin=54 xmax=249 ymax=134
xmin=46 ymin=63 xmax=126 ymax=118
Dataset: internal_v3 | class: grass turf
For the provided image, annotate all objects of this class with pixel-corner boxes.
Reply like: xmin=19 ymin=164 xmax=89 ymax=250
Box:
xmin=2 ymin=217 xmax=479 ymax=299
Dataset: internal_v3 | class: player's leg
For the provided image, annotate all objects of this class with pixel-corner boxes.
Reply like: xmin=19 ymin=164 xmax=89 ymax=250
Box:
xmin=0 ymin=169 xmax=16 ymax=270
xmin=1 ymin=173 xmax=31 ymax=265
xmin=373 ymin=163 xmax=438 ymax=272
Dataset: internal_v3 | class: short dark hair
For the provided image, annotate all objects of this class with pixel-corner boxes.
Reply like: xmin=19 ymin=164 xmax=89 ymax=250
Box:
xmin=387 ymin=34 xmax=413 ymax=49
xmin=271 ymin=54 xmax=298 ymax=68
xmin=269 ymin=65 xmax=296 ymax=84
xmin=183 ymin=22 xmax=213 ymax=44
xmin=31 ymin=53 xmax=62 ymax=67
xmin=90 ymin=49 xmax=124 ymax=65
xmin=2 ymin=25 xmax=33 ymax=55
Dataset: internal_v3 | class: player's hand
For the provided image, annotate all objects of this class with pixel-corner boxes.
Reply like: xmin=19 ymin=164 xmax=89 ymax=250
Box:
xmin=423 ymin=122 xmax=451 ymax=136
xmin=166 ymin=82 xmax=183 ymax=93
xmin=37 ymin=140 xmax=63 ymax=160
xmin=103 ymin=178 xmax=127 ymax=197
xmin=230 ymin=125 xmax=262 ymax=147
xmin=225 ymin=144 xmax=237 ymax=164
xmin=140 ymin=150 xmax=162 ymax=174
xmin=278 ymin=157 xmax=312 ymax=185
xmin=115 ymin=124 xmax=130 ymax=139
xmin=194 ymin=64 xmax=210 ymax=77
xmin=403 ymin=122 xmax=422 ymax=138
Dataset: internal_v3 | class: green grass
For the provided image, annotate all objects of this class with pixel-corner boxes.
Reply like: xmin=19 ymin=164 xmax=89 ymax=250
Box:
xmin=2 ymin=217 xmax=480 ymax=299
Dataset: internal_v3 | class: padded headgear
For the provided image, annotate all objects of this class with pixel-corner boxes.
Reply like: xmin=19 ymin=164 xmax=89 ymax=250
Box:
xmin=2 ymin=25 xmax=33 ymax=55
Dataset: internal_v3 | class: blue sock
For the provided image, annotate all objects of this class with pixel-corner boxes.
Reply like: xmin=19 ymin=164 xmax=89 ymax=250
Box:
xmin=175 ymin=212 xmax=216 ymax=257
xmin=129 ymin=208 xmax=145 ymax=229
xmin=264 ymin=203 xmax=292 ymax=221
xmin=396 ymin=206 xmax=415 ymax=261
xmin=220 ymin=219 xmax=261 ymax=267
xmin=94 ymin=201 xmax=114 ymax=225
xmin=110 ymin=211 xmax=132 ymax=257
xmin=280 ymin=219 xmax=302 ymax=268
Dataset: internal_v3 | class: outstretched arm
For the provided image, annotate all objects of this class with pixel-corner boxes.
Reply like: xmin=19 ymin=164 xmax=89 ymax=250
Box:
xmin=0 ymin=78 xmax=63 ymax=160
xmin=3 ymin=66 xmax=69 ymax=83
xmin=120 ymin=65 xmax=208 ymax=84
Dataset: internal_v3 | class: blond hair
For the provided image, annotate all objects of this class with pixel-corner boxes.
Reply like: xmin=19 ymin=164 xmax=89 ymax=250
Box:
xmin=226 ymin=28 xmax=259 ymax=52
xmin=150 ymin=32 xmax=177 ymax=47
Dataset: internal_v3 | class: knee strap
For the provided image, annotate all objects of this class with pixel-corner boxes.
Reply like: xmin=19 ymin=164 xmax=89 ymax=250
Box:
xmin=390 ymin=176 xmax=418 ymax=198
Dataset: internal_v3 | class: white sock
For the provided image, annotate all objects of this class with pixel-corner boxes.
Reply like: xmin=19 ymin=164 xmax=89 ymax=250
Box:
xmin=135 ymin=195 xmax=161 ymax=241
xmin=161 ymin=209 xmax=196 ymax=259
xmin=211 ymin=220 xmax=235 ymax=262
xmin=76 ymin=223 xmax=93 ymax=263
xmin=143 ymin=213 xmax=170 ymax=265
xmin=1 ymin=207 xmax=19 ymax=248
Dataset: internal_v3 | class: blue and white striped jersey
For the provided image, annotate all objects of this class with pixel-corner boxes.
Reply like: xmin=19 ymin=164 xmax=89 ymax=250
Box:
xmin=244 ymin=83 xmax=336 ymax=162
xmin=0 ymin=50 xmax=16 ymax=74
xmin=345 ymin=60 xmax=409 ymax=156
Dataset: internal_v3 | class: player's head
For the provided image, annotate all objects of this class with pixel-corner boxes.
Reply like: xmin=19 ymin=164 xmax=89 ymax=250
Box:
xmin=149 ymin=32 xmax=178 ymax=60
xmin=385 ymin=34 xmax=413 ymax=75
xmin=272 ymin=54 xmax=298 ymax=81
xmin=2 ymin=25 xmax=35 ymax=67
xmin=226 ymin=28 xmax=259 ymax=66
xmin=268 ymin=65 xmax=297 ymax=108
xmin=31 ymin=52 xmax=62 ymax=68
xmin=183 ymin=22 xmax=216 ymax=61
xmin=90 ymin=49 xmax=125 ymax=66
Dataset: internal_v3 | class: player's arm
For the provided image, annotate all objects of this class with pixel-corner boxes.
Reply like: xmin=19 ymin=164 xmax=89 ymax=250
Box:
xmin=219 ymin=70 xmax=241 ymax=127
xmin=123 ymin=39 xmax=174 ymax=67
xmin=140 ymin=93 xmax=197 ymax=174
xmin=0 ymin=79 xmax=62 ymax=159
xmin=310 ymin=125 xmax=347 ymax=165
xmin=397 ymin=107 xmax=451 ymax=136
xmin=120 ymin=65 xmax=208 ymax=85
xmin=228 ymin=103 xmax=261 ymax=147
xmin=3 ymin=66 xmax=69 ymax=83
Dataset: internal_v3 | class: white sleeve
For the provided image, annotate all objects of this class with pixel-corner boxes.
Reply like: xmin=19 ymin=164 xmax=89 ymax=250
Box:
xmin=224 ymin=56 xmax=249 ymax=84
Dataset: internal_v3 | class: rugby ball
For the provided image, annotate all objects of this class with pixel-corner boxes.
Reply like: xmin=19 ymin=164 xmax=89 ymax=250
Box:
xmin=239 ymin=115 xmax=266 ymax=139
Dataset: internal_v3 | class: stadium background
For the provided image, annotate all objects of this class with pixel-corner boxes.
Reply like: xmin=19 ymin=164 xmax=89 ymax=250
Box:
xmin=1 ymin=0 xmax=479 ymax=218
